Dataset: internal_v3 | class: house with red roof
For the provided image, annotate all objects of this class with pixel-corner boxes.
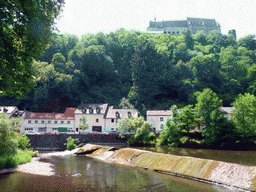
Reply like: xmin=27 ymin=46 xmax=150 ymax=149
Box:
xmin=21 ymin=107 xmax=76 ymax=134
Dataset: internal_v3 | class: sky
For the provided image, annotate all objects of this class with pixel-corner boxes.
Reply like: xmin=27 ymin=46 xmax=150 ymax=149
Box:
xmin=55 ymin=0 xmax=256 ymax=40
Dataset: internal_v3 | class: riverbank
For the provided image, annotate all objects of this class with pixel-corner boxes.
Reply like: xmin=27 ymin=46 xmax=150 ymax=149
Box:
xmin=0 ymin=148 xmax=79 ymax=175
xmin=79 ymin=144 xmax=256 ymax=191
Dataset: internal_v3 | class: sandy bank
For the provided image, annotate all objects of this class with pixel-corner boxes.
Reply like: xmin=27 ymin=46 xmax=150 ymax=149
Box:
xmin=0 ymin=148 xmax=79 ymax=176
xmin=80 ymin=144 xmax=256 ymax=191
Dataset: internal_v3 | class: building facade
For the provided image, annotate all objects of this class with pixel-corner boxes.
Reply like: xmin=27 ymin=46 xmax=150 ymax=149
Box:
xmin=22 ymin=107 xmax=76 ymax=134
xmin=146 ymin=110 xmax=173 ymax=133
xmin=147 ymin=17 xmax=221 ymax=35
xmin=75 ymin=103 xmax=139 ymax=133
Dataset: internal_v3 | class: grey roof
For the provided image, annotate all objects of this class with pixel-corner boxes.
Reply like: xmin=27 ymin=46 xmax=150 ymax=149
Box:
xmin=187 ymin=17 xmax=219 ymax=26
xmin=75 ymin=103 xmax=108 ymax=115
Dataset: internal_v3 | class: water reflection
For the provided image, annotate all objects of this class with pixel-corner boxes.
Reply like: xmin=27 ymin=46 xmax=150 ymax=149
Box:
xmin=0 ymin=155 xmax=235 ymax=192
xmin=134 ymin=146 xmax=256 ymax=166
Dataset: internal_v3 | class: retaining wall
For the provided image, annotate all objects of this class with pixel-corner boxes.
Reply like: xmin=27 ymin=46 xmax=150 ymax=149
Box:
xmin=82 ymin=144 xmax=256 ymax=191
xmin=27 ymin=134 xmax=127 ymax=150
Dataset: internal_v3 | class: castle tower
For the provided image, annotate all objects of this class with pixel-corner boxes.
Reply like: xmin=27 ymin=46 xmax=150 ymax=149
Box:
xmin=228 ymin=29 xmax=237 ymax=40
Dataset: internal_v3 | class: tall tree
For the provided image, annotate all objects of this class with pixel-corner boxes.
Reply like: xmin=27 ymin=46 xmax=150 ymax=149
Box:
xmin=231 ymin=93 xmax=256 ymax=141
xmin=0 ymin=0 xmax=65 ymax=97
xmin=194 ymin=88 xmax=225 ymax=144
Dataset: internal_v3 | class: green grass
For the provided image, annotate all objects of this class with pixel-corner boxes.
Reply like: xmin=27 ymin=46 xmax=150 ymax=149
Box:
xmin=0 ymin=150 xmax=38 ymax=170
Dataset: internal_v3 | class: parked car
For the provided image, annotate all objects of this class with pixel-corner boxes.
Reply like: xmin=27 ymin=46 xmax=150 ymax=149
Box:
xmin=108 ymin=130 xmax=119 ymax=135
xmin=67 ymin=129 xmax=79 ymax=134
xmin=26 ymin=131 xmax=40 ymax=135
xmin=44 ymin=132 xmax=56 ymax=135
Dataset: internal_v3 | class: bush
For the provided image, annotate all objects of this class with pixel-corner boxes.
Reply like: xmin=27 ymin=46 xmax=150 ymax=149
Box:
xmin=0 ymin=150 xmax=36 ymax=170
xmin=65 ymin=137 xmax=79 ymax=150
xmin=159 ymin=120 xmax=182 ymax=147
xmin=18 ymin=135 xmax=31 ymax=150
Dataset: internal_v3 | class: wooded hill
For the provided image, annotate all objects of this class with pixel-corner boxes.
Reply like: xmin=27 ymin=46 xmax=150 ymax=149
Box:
xmin=1 ymin=29 xmax=256 ymax=115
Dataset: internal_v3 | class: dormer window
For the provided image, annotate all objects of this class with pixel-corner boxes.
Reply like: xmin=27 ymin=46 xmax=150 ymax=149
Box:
xmin=82 ymin=108 xmax=86 ymax=114
xmin=89 ymin=108 xmax=93 ymax=114
xmin=116 ymin=112 xmax=120 ymax=118
xmin=96 ymin=108 xmax=100 ymax=114
xmin=3 ymin=108 xmax=7 ymax=113
xmin=128 ymin=112 xmax=131 ymax=118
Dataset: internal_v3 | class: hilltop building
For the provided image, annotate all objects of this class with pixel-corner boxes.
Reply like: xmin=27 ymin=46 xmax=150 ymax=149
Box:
xmin=147 ymin=17 xmax=221 ymax=35
xmin=228 ymin=29 xmax=237 ymax=40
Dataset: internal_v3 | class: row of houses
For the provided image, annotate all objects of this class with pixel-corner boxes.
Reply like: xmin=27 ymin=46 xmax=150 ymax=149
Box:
xmin=1 ymin=104 xmax=233 ymax=134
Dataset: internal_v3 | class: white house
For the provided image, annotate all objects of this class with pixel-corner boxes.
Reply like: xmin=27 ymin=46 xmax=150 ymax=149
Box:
xmin=75 ymin=103 xmax=138 ymax=133
xmin=0 ymin=106 xmax=19 ymax=118
xmin=21 ymin=107 xmax=76 ymax=134
xmin=146 ymin=110 xmax=173 ymax=133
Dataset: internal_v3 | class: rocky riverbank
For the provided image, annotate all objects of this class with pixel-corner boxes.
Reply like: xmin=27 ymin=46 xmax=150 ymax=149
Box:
xmin=79 ymin=144 xmax=256 ymax=191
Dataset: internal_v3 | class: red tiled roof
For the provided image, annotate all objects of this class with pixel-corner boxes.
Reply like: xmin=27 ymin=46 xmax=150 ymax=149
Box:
xmin=147 ymin=110 xmax=172 ymax=116
xmin=25 ymin=107 xmax=76 ymax=120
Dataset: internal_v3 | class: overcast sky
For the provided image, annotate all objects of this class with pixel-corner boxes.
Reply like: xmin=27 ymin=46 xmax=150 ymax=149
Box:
xmin=55 ymin=0 xmax=256 ymax=40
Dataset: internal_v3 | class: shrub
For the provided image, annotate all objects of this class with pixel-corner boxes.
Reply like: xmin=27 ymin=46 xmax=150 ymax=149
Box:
xmin=159 ymin=119 xmax=182 ymax=147
xmin=65 ymin=137 xmax=79 ymax=150
xmin=18 ymin=135 xmax=31 ymax=150
xmin=0 ymin=150 xmax=35 ymax=170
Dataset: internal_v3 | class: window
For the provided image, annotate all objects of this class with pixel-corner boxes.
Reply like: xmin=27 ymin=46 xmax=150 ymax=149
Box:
xmin=35 ymin=120 xmax=38 ymax=124
xmin=25 ymin=128 xmax=33 ymax=131
xmin=39 ymin=127 xmax=46 ymax=132
xmin=96 ymin=108 xmax=100 ymax=114
xmin=41 ymin=120 xmax=44 ymax=124
xmin=116 ymin=119 xmax=119 ymax=123
xmin=89 ymin=108 xmax=93 ymax=114
xmin=48 ymin=121 xmax=51 ymax=124
xmin=52 ymin=128 xmax=58 ymax=130
xmin=160 ymin=117 xmax=163 ymax=121
xmin=128 ymin=112 xmax=131 ymax=118
xmin=55 ymin=121 xmax=58 ymax=124
xmin=111 ymin=128 xmax=114 ymax=130
xmin=28 ymin=120 xmax=31 ymax=124
xmin=82 ymin=108 xmax=86 ymax=114
xmin=161 ymin=124 xmax=164 ymax=130
xmin=96 ymin=119 xmax=99 ymax=123
xmin=61 ymin=121 xmax=64 ymax=124
xmin=67 ymin=121 xmax=70 ymax=124
xmin=115 ymin=112 xmax=120 ymax=118
xmin=111 ymin=119 xmax=114 ymax=123
xmin=80 ymin=118 xmax=82 ymax=122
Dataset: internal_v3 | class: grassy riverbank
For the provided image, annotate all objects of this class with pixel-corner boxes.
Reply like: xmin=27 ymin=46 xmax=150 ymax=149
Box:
xmin=0 ymin=150 xmax=38 ymax=170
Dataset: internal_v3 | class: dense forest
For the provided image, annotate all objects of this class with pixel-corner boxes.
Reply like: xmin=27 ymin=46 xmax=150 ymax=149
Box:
xmin=1 ymin=29 xmax=256 ymax=115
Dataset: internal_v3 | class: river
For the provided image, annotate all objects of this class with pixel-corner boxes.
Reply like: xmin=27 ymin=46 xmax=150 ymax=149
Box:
xmin=0 ymin=151 xmax=237 ymax=192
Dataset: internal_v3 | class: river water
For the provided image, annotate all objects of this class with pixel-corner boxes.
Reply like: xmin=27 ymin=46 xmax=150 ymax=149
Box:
xmin=0 ymin=152 xmax=236 ymax=192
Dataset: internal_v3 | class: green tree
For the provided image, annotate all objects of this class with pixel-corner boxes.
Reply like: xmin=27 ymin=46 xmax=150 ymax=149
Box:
xmin=0 ymin=0 xmax=65 ymax=97
xmin=194 ymin=88 xmax=225 ymax=144
xmin=238 ymin=35 xmax=256 ymax=51
xmin=175 ymin=105 xmax=195 ymax=141
xmin=159 ymin=118 xmax=182 ymax=147
xmin=231 ymin=93 xmax=256 ymax=141
xmin=78 ymin=115 xmax=89 ymax=131
xmin=0 ymin=113 xmax=22 ymax=156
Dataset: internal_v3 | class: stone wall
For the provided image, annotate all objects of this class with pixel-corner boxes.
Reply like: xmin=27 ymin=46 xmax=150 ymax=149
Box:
xmin=27 ymin=134 xmax=127 ymax=150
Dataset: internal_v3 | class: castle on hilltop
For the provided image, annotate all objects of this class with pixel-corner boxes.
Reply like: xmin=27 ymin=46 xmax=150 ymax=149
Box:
xmin=147 ymin=17 xmax=221 ymax=35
